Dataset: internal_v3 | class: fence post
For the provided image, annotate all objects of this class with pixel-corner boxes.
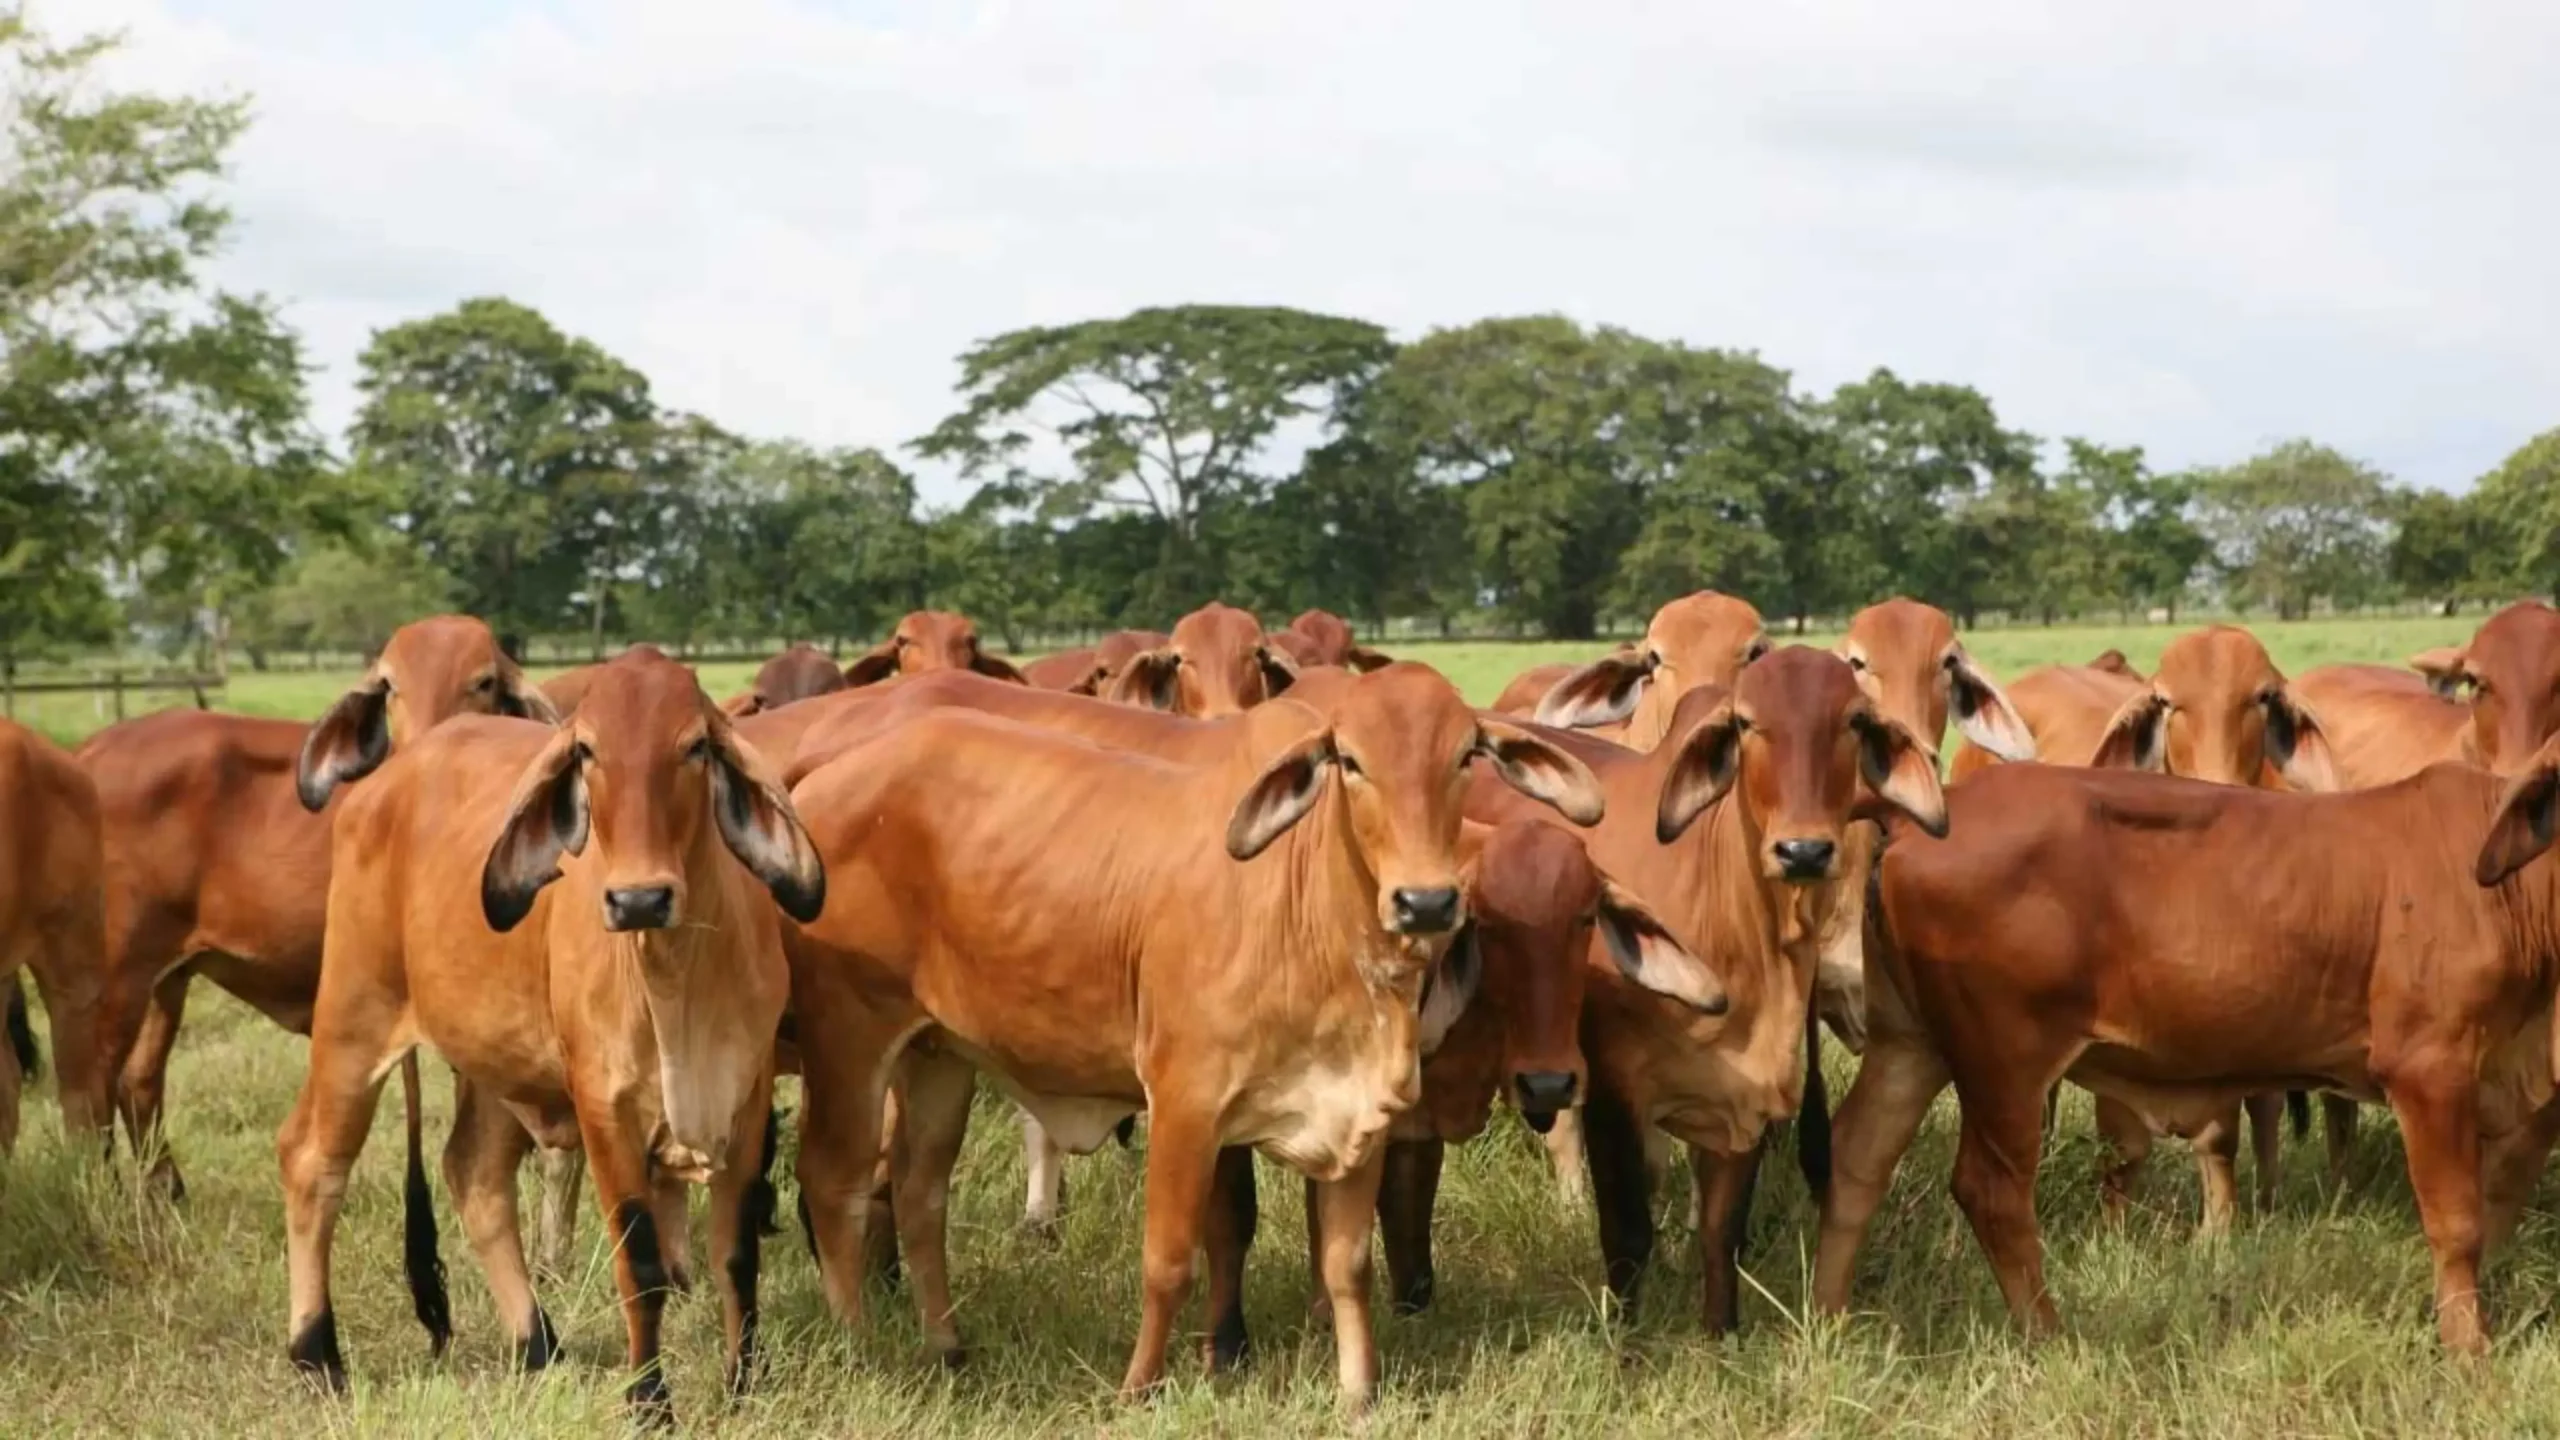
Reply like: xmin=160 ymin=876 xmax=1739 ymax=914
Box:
xmin=112 ymin=669 xmax=127 ymax=721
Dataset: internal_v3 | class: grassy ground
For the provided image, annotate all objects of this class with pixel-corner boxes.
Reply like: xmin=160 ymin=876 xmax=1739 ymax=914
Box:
xmin=14 ymin=613 xmax=2559 ymax=1437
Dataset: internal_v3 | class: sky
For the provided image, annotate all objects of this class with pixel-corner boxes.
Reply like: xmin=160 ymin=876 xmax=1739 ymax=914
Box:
xmin=78 ymin=0 xmax=2560 ymax=502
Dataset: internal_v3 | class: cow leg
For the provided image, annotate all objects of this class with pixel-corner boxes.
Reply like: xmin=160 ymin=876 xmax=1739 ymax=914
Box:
xmin=2322 ymin=1095 xmax=2359 ymax=1188
xmin=863 ymin=1086 xmax=905 ymax=1289
xmin=651 ymin=1177 xmax=696 ymax=1295
xmin=1310 ymin=1146 xmax=1389 ymax=1410
xmin=1693 ymin=1142 xmax=1764 ymax=1336
xmin=27 ymin=894 xmax=110 ymax=1140
xmin=579 ymin=1115 xmax=679 ymax=1421
xmin=2480 ymin=1098 xmax=2560 ymax=1254
xmin=117 ymin=969 xmax=193 ymax=1199
xmin=275 ymin=1032 xmax=397 ymax=1391
xmin=1119 ymin=1105 xmax=1220 ymax=1399
xmin=712 ymin=1064 xmax=774 ymax=1397
xmin=793 ymin=1013 xmax=903 ymax=1328
xmin=535 ymin=1147 xmax=586 ymax=1278
xmin=888 ymin=1048 xmax=976 ymax=1366
xmin=1581 ymin=1081 xmax=1655 ymax=1314
xmin=442 ymin=1074 xmax=556 ymax=1369
xmin=1022 ymin=1112 xmax=1067 ymax=1242
xmin=0 ymin=980 xmax=18 ymax=1155
xmin=1948 ymin=1083 xmax=2059 ymax=1337
xmin=2384 ymin=1061 xmax=2489 ymax=1353
xmin=1377 ymin=1137 xmax=1445 ymax=1317
xmin=2189 ymin=1103 xmax=2244 ymax=1237
xmin=1540 ymin=1107 xmax=1589 ymax=1207
xmin=1201 ymin=1145 xmax=1258 ymax=1370
xmin=1812 ymin=1037 xmax=1949 ymax=1313
xmin=2245 ymin=1091 xmax=2285 ymax=1215
xmin=2094 ymin=1094 xmax=2153 ymax=1227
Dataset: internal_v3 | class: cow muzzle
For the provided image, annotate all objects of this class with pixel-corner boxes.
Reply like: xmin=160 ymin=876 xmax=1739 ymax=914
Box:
xmin=1388 ymin=886 xmax=1464 ymax=935
xmin=1768 ymin=837 xmax=1838 ymax=884
xmin=1514 ymin=1071 xmax=1578 ymax=1130
xmin=604 ymin=884 xmax=678 ymax=932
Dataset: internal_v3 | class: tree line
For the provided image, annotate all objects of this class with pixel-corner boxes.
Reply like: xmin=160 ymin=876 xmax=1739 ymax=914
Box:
xmin=5 ymin=13 xmax=2554 ymax=674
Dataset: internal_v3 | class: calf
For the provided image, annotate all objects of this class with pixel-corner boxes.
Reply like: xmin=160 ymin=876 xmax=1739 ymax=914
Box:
xmin=2294 ymin=602 xmax=2560 ymax=788
xmin=0 ymin=718 xmax=109 ymax=1153
xmin=723 ymin=642 xmax=848 ymax=716
xmin=842 ymin=609 xmax=1027 ymax=686
xmin=783 ymin=664 xmax=1605 ymax=1405
xmin=1815 ymin=748 xmax=2560 ymax=1354
xmin=1020 ymin=629 xmax=1170 ymax=694
xmin=277 ymin=653 xmax=820 ymax=1420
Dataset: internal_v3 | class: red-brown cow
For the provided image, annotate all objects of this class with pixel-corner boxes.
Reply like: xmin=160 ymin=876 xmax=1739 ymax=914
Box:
xmin=842 ymin=610 xmax=1028 ymax=686
xmin=1019 ymin=629 xmax=1170 ymax=695
xmin=1815 ymin=746 xmax=2560 ymax=1354
xmin=1527 ymin=591 xmax=1771 ymax=749
xmin=2294 ymin=602 xmax=2560 ymax=788
xmin=1108 ymin=602 xmax=1300 ymax=717
xmin=722 ymin=642 xmax=848 ymax=716
xmin=0 ymin=718 xmax=109 ymax=1153
xmin=1268 ymin=609 xmax=1393 ymax=672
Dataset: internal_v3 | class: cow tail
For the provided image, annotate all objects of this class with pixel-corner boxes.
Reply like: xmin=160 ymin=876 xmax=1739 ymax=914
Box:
xmin=5 ymin=974 xmax=38 ymax=1082
xmin=1796 ymin=1007 xmax=1832 ymax=1203
xmin=400 ymin=1053 xmax=453 ymax=1358
xmin=2286 ymin=1089 xmax=2311 ymax=1138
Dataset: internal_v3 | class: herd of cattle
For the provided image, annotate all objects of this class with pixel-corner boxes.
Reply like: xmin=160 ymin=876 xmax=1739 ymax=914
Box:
xmin=3 ymin=594 xmax=2559 ymax=1419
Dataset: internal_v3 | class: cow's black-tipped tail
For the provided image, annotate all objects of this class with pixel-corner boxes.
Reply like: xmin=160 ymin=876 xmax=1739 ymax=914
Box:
xmin=6 ymin=974 xmax=38 ymax=1082
xmin=1796 ymin=1010 xmax=1833 ymax=1203
xmin=399 ymin=1054 xmax=453 ymax=1357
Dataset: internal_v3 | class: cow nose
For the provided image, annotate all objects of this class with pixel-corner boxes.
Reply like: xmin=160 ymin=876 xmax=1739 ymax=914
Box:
xmin=1515 ymin=1071 xmax=1578 ymax=1121
xmin=604 ymin=885 xmax=676 ymax=932
xmin=1772 ymin=838 xmax=1836 ymax=881
xmin=1390 ymin=887 xmax=1461 ymax=934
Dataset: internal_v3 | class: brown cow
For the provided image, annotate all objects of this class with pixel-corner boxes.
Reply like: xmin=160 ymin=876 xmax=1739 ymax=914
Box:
xmin=1528 ymin=591 xmax=1770 ymax=749
xmin=1270 ymin=609 xmax=1393 ymax=672
xmin=2293 ymin=602 xmax=2560 ymax=788
xmin=1492 ymin=660 xmax=1591 ymax=718
xmin=538 ymin=642 xmax=674 ymax=717
xmin=1947 ymin=624 xmax=2335 ymax=1230
xmin=0 ymin=718 xmax=109 ymax=1153
xmin=842 ymin=610 xmax=1028 ymax=686
xmin=782 ymin=664 xmax=1607 ymax=1405
xmin=1019 ymin=629 xmax=1170 ymax=695
xmin=1815 ymin=748 xmax=2560 ymax=1353
xmin=277 ymin=652 xmax=821 ymax=1419
xmin=79 ymin=615 xmax=553 ymax=1198
xmin=722 ymin=642 xmax=847 ymax=716
xmin=1108 ymin=602 xmax=1300 ymax=716
xmin=1470 ymin=649 xmax=1949 ymax=1331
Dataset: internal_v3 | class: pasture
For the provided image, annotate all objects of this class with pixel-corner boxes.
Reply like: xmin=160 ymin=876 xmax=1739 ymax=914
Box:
xmin=12 ymin=613 xmax=2560 ymax=1438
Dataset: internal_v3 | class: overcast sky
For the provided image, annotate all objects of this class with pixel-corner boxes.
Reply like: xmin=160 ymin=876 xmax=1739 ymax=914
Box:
xmin=84 ymin=0 xmax=2558 ymax=501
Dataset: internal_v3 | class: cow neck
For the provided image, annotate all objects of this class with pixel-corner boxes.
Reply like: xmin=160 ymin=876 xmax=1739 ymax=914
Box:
xmin=1264 ymin=780 xmax=1416 ymax=1004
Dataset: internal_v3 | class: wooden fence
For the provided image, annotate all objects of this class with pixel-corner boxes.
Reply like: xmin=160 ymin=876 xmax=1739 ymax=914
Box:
xmin=1 ymin=671 xmax=225 ymax=721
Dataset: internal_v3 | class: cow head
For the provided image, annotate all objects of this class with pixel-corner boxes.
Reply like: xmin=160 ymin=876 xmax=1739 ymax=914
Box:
xmin=1655 ymin=648 xmax=1947 ymax=880
xmin=1224 ymin=663 xmax=1605 ymax=940
xmin=1284 ymin=609 xmax=1393 ymax=672
xmin=1110 ymin=602 xmax=1299 ymax=717
xmin=727 ymin=642 xmax=849 ymax=717
xmin=1839 ymin=597 xmax=2034 ymax=761
xmin=298 ymin=614 xmax=557 ymax=812
xmin=2478 ymin=734 xmax=2560 ymax=886
xmin=843 ymin=611 xmax=1026 ymax=687
xmin=1059 ymin=629 xmax=1171 ymax=696
xmin=2431 ymin=603 xmax=2560 ymax=775
xmin=480 ymin=652 xmax=824 ymax=934
xmin=2088 ymin=626 xmax=2335 ymax=791
xmin=1535 ymin=591 xmax=1769 ymax=749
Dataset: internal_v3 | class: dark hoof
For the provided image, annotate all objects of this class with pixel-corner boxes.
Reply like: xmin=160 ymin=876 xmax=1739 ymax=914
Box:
xmin=288 ymin=1310 xmax=348 ymax=1395
xmin=1209 ymin=1312 xmax=1253 ymax=1371
xmin=1391 ymin=1273 xmax=1436 ymax=1317
xmin=937 ymin=1344 xmax=970 ymax=1372
xmin=148 ymin=1159 xmax=188 ymax=1205
xmin=627 ymin=1369 xmax=675 ymax=1428
xmin=1022 ymin=1217 xmax=1064 ymax=1249
xmin=518 ymin=1308 xmax=562 ymax=1372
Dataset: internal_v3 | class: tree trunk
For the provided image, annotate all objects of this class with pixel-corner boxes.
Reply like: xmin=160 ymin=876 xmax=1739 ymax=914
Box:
xmin=589 ymin=577 xmax=609 ymax=660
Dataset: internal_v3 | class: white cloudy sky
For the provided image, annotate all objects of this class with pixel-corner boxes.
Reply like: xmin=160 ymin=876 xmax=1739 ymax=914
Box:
xmin=80 ymin=0 xmax=2559 ymax=500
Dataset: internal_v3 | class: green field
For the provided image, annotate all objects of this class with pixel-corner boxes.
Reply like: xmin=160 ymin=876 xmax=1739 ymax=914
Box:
xmin=17 ymin=613 xmax=2560 ymax=1438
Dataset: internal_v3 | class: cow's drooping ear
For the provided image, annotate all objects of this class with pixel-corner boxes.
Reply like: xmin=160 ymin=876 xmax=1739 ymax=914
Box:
xmin=2409 ymin=646 xmax=2467 ymax=700
xmin=1257 ymin=645 xmax=1300 ymax=698
xmin=1853 ymin=711 xmax=1950 ymax=838
xmin=841 ymin=639 xmax=902 ymax=687
xmin=1594 ymin=877 xmax=1726 ymax=1014
xmin=705 ymin=715 xmax=827 ymax=923
xmin=970 ymin=650 xmax=1028 ymax=685
xmin=2089 ymin=690 xmax=2170 ymax=772
xmin=1345 ymin=645 xmax=1394 ymax=674
xmin=721 ymin=691 xmax=765 ymax=717
xmin=495 ymin=668 xmax=560 ymax=723
xmin=1947 ymin=650 xmax=2035 ymax=762
xmin=297 ymin=676 xmax=392 ymax=812
xmin=481 ymin=727 xmax=590 ymax=933
xmin=1657 ymin=701 xmax=1744 ymax=843
xmin=1534 ymin=651 xmax=1652 ymax=730
xmin=2088 ymin=648 xmax=2143 ymax=680
xmin=1225 ymin=729 xmax=1335 ymax=860
xmin=1476 ymin=718 xmax=1605 ymax=826
xmin=1415 ymin=923 xmax=1483 ymax=1056
xmin=1107 ymin=650 xmax=1184 ymax=712
xmin=2477 ymin=747 xmax=2560 ymax=886
xmin=2262 ymin=685 xmax=2339 ymax=792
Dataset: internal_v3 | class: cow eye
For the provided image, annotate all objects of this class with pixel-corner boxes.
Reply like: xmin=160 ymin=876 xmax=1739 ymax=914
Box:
xmin=1745 ymin=639 xmax=1771 ymax=662
xmin=1846 ymin=655 xmax=1867 ymax=672
xmin=1337 ymin=752 xmax=1365 ymax=779
xmin=686 ymin=737 xmax=713 ymax=762
xmin=1940 ymin=653 xmax=1959 ymax=671
xmin=473 ymin=674 xmax=497 ymax=693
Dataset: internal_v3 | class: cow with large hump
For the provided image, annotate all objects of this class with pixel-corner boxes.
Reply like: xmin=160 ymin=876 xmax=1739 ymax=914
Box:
xmin=0 ymin=718 xmax=110 ymax=1154
xmin=1816 ymin=741 xmax=2560 ymax=1354
xmin=722 ymin=642 xmax=848 ymax=716
xmin=842 ymin=609 xmax=1028 ymax=686
xmin=1468 ymin=648 xmax=1949 ymax=1332
xmin=276 ymin=651 xmax=819 ymax=1421
xmin=78 ymin=615 xmax=553 ymax=1200
xmin=1019 ymin=629 xmax=1170 ymax=695
xmin=1948 ymin=624 xmax=2337 ymax=1232
xmin=780 ymin=663 xmax=1608 ymax=1406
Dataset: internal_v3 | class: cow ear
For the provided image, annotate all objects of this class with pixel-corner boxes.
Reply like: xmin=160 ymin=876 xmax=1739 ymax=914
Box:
xmin=1476 ymin=718 xmax=1605 ymax=826
xmin=1594 ymin=877 xmax=1725 ymax=1014
xmin=1257 ymin=645 xmax=1300 ymax=698
xmin=1656 ymin=702 xmax=1743 ymax=842
xmin=970 ymin=650 xmax=1028 ymax=685
xmin=722 ymin=691 xmax=764 ymax=717
xmin=1346 ymin=645 xmax=1394 ymax=673
xmin=1066 ymin=662 xmax=1111 ymax=696
xmin=1948 ymin=650 xmax=2035 ymax=762
xmin=495 ymin=669 xmax=560 ymax=724
xmin=1107 ymin=650 xmax=1183 ymax=712
xmin=481 ymin=727 xmax=590 ymax=933
xmin=706 ymin=716 xmax=827 ymax=923
xmin=2089 ymin=690 xmax=2170 ymax=772
xmin=1415 ymin=923 xmax=1483 ymax=1055
xmin=2089 ymin=648 xmax=2142 ymax=680
xmin=1534 ymin=652 xmax=1651 ymax=730
xmin=2477 ymin=752 xmax=2560 ymax=886
xmin=1225 ymin=729 xmax=1335 ymax=860
xmin=2263 ymin=686 xmax=2338 ymax=792
xmin=2410 ymin=646 xmax=2467 ymax=699
xmin=1854 ymin=712 xmax=1949 ymax=838
xmin=841 ymin=640 xmax=901 ymax=687
xmin=297 ymin=676 xmax=393 ymax=812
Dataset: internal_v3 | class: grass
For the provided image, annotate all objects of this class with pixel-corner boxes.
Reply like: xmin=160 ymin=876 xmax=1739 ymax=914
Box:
xmin=11 ymin=612 xmax=2555 ymax=1437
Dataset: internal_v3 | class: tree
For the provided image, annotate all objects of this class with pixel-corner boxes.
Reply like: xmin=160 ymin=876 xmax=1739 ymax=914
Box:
xmin=236 ymin=534 xmax=457 ymax=665
xmin=2193 ymin=440 xmax=2394 ymax=619
xmin=2388 ymin=487 xmax=2501 ymax=615
xmin=915 ymin=305 xmax=1392 ymax=612
xmin=1821 ymin=370 xmax=2039 ymax=627
xmin=2471 ymin=427 xmax=2560 ymax=603
xmin=922 ymin=491 xmax=1056 ymax=651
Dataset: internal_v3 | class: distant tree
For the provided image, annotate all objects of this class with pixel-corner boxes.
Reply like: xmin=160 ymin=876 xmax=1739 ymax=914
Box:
xmin=2193 ymin=440 xmax=2395 ymax=619
xmin=915 ymin=305 xmax=1392 ymax=614
xmin=923 ymin=491 xmax=1056 ymax=652
xmin=1822 ymin=370 xmax=2039 ymax=628
xmin=2388 ymin=487 xmax=2502 ymax=615
xmin=238 ymin=534 xmax=456 ymax=664
xmin=2470 ymin=427 xmax=2560 ymax=602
